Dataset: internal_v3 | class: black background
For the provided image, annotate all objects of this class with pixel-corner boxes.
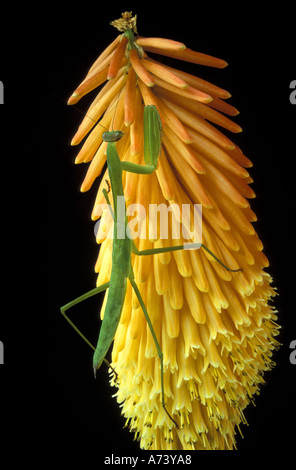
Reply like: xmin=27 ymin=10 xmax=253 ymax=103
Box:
xmin=1 ymin=2 xmax=295 ymax=461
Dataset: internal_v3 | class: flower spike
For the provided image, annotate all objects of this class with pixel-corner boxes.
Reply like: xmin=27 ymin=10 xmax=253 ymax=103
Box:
xmin=66 ymin=12 xmax=279 ymax=450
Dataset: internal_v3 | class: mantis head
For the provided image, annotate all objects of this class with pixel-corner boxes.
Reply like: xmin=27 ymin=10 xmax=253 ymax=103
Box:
xmin=102 ymin=130 xmax=125 ymax=143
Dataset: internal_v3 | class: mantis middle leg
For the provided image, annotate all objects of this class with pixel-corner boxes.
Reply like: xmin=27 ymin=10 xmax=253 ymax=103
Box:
xmin=132 ymin=242 xmax=242 ymax=273
xmin=60 ymin=281 xmax=116 ymax=372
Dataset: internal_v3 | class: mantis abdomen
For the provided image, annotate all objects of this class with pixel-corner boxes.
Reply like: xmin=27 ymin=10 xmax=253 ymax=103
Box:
xmin=93 ymin=263 xmax=127 ymax=373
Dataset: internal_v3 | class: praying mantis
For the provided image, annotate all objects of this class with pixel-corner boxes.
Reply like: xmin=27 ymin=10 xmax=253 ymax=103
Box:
xmin=61 ymin=104 xmax=242 ymax=428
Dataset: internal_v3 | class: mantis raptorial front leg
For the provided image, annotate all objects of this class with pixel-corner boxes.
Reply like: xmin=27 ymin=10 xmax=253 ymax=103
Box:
xmin=61 ymin=105 xmax=242 ymax=429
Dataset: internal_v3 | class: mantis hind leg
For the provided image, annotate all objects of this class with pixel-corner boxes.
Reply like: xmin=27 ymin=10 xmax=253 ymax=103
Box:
xmin=60 ymin=282 xmax=117 ymax=377
xmin=128 ymin=276 xmax=179 ymax=429
xmin=61 ymin=282 xmax=110 ymax=317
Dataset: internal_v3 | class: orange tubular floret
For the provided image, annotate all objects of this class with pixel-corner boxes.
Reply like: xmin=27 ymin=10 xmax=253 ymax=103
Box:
xmin=80 ymin=142 xmax=107 ymax=192
xmin=208 ymin=97 xmax=239 ymax=116
xmin=155 ymin=147 xmax=176 ymax=201
xmin=68 ymin=48 xmax=121 ymax=105
xmin=108 ymin=88 xmax=125 ymax=132
xmin=198 ymin=156 xmax=249 ymax=209
xmin=153 ymin=75 xmax=212 ymax=104
xmin=87 ymin=35 xmax=121 ymax=76
xmin=142 ymin=58 xmax=188 ymax=89
xmin=107 ymin=36 xmax=129 ymax=80
xmin=137 ymin=79 xmax=165 ymax=125
xmin=129 ymin=49 xmax=155 ymax=87
xmin=164 ymin=141 xmax=212 ymax=208
xmin=71 ymin=74 xmax=126 ymax=145
xmin=156 ymin=99 xmax=193 ymax=144
xmin=74 ymin=113 xmax=112 ymax=164
xmin=139 ymin=44 xmax=228 ymax=69
xmin=155 ymin=88 xmax=242 ymax=133
xmin=227 ymin=147 xmax=253 ymax=168
xmin=176 ymin=48 xmax=228 ymax=68
xmin=124 ymin=67 xmax=137 ymax=126
xmin=190 ymin=129 xmax=249 ymax=179
xmin=136 ymin=36 xmax=186 ymax=51
xmin=153 ymin=61 xmax=231 ymax=99
xmin=161 ymin=98 xmax=235 ymax=150
xmin=68 ymin=66 xmax=109 ymax=105
xmin=163 ymin=126 xmax=205 ymax=175
xmin=129 ymin=87 xmax=144 ymax=156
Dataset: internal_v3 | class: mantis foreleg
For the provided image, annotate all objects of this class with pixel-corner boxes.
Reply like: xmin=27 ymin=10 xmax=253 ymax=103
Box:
xmin=102 ymin=188 xmax=114 ymax=219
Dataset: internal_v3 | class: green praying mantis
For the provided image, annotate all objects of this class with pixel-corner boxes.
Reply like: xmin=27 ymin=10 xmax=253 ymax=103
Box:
xmin=61 ymin=104 xmax=242 ymax=428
